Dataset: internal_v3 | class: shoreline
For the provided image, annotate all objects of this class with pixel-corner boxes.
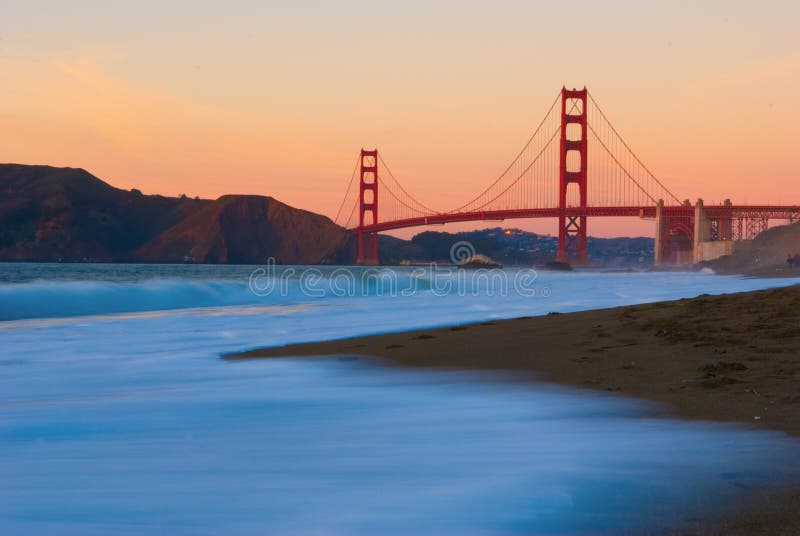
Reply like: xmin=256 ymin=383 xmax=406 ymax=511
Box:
xmin=229 ymin=284 xmax=800 ymax=534
xmin=230 ymin=285 xmax=800 ymax=436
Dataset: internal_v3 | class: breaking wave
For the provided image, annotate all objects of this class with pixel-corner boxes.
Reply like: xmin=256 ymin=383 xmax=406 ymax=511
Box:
xmin=0 ymin=279 xmax=265 ymax=321
xmin=0 ymin=271 xmax=436 ymax=321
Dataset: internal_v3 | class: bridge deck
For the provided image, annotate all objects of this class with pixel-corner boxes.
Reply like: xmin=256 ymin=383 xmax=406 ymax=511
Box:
xmin=352 ymin=205 xmax=800 ymax=233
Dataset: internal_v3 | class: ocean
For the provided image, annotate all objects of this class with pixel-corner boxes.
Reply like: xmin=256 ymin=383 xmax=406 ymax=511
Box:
xmin=2 ymin=263 xmax=800 ymax=534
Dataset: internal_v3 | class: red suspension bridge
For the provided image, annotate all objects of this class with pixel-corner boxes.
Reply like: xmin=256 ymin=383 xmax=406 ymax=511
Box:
xmin=335 ymin=87 xmax=799 ymax=265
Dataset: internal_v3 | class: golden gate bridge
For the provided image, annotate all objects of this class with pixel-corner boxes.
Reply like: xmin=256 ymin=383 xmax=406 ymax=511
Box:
xmin=335 ymin=87 xmax=799 ymax=265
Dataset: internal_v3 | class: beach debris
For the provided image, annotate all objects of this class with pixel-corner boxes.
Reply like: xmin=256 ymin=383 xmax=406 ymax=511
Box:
xmin=698 ymin=361 xmax=748 ymax=374
xmin=699 ymin=374 xmax=745 ymax=389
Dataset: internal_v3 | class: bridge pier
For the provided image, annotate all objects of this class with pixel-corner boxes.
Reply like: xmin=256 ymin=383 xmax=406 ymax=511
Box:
xmin=654 ymin=199 xmax=694 ymax=266
xmin=654 ymin=200 xmax=664 ymax=266
xmin=693 ymin=198 xmax=735 ymax=264
xmin=693 ymin=198 xmax=710 ymax=264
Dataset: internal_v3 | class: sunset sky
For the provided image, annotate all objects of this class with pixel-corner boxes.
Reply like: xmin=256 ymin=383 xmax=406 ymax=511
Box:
xmin=1 ymin=1 xmax=798 ymax=237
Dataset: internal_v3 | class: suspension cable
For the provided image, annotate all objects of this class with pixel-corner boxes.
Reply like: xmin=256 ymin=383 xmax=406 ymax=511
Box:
xmin=448 ymin=91 xmax=562 ymax=213
xmin=378 ymin=154 xmax=438 ymax=214
xmin=587 ymin=91 xmax=681 ymax=204
xmin=587 ymin=124 xmax=659 ymax=204
xmin=469 ymin=126 xmax=561 ymax=212
xmin=334 ymin=155 xmax=361 ymax=224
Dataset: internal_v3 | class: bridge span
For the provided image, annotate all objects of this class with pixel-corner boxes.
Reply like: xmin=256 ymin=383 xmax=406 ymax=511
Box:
xmin=335 ymin=87 xmax=798 ymax=265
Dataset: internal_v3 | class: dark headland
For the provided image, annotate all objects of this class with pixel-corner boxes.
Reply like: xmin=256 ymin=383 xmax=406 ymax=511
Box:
xmin=230 ymin=285 xmax=800 ymax=535
xmin=0 ymin=164 xmax=354 ymax=264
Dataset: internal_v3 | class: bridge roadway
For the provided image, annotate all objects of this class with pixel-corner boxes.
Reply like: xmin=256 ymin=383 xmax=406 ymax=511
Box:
xmin=354 ymin=205 xmax=800 ymax=234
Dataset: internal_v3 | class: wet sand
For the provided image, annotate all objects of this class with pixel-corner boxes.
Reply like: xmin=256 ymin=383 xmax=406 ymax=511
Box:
xmin=229 ymin=284 xmax=800 ymax=534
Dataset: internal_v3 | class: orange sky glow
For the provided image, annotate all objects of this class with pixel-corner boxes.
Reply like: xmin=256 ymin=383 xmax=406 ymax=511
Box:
xmin=1 ymin=1 xmax=798 ymax=238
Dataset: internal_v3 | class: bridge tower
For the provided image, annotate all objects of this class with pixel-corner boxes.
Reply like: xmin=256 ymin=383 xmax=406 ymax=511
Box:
xmin=557 ymin=87 xmax=588 ymax=262
xmin=357 ymin=148 xmax=380 ymax=265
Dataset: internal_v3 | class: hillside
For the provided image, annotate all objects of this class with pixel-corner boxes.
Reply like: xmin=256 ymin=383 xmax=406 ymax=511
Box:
xmin=386 ymin=228 xmax=654 ymax=267
xmin=0 ymin=164 xmax=354 ymax=264
xmin=137 ymin=195 xmax=352 ymax=264
xmin=700 ymin=221 xmax=800 ymax=276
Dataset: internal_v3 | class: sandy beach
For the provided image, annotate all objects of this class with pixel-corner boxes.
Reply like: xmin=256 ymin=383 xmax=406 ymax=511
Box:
xmin=230 ymin=284 xmax=800 ymax=535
